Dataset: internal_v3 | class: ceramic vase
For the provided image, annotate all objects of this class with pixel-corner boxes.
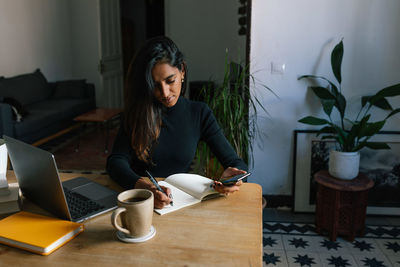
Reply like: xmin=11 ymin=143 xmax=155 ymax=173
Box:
xmin=328 ymin=150 xmax=360 ymax=180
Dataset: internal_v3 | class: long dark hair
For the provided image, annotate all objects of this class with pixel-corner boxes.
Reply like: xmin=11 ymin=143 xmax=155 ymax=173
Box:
xmin=124 ymin=36 xmax=187 ymax=163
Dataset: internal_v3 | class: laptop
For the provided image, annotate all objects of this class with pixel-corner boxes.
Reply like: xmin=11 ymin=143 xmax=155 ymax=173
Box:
xmin=4 ymin=135 xmax=118 ymax=222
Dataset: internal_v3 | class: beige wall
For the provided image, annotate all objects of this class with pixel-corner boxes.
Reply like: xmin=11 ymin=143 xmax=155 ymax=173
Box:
xmin=0 ymin=0 xmax=73 ymax=80
xmin=70 ymin=0 xmax=101 ymax=105
xmin=0 ymin=0 xmax=101 ymax=105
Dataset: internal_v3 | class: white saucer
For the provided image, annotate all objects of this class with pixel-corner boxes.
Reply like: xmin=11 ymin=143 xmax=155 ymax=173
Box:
xmin=116 ymin=225 xmax=156 ymax=243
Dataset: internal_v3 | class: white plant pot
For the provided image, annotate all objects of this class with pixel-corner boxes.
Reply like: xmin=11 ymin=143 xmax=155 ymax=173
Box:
xmin=328 ymin=150 xmax=360 ymax=180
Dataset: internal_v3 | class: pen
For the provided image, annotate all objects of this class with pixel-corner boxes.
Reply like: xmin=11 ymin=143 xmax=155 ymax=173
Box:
xmin=145 ymin=170 xmax=173 ymax=206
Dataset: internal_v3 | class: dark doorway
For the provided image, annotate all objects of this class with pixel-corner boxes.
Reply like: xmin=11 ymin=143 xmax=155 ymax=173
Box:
xmin=119 ymin=0 xmax=165 ymax=80
xmin=146 ymin=0 xmax=165 ymax=38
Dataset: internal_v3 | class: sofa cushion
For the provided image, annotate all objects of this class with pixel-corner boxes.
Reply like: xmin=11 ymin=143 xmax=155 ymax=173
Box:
xmin=16 ymin=99 xmax=95 ymax=137
xmin=26 ymin=98 xmax=94 ymax=119
xmin=1 ymin=97 xmax=30 ymax=122
xmin=14 ymin=109 xmax=60 ymax=137
xmin=53 ymin=79 xmax=87 ymax=99
xmin=0 ymin=69 xmax=51 ymax=105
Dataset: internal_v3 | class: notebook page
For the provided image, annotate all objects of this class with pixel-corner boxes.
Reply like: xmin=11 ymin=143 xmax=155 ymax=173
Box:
xmin=163 ymin=173 xmax=216 ymax=200
xmin=154 ymin=181 xmax=201 ymax=215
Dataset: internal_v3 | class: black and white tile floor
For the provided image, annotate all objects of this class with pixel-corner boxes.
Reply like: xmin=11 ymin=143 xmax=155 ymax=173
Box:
xmin=263 ymin=209 xmax=400 ymax=267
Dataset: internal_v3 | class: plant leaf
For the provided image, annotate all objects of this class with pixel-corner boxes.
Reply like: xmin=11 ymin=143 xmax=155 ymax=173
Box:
xmin=362 ymin=120 xmax=386 ymax=137
xmin=311 ymin=86 xmax=335 ymax=99
xmin=367 ymin=84 xmax=400 ymax=109
xmin=347 ymin=115 xmax=373 ymax=149
xmin=298 ymin=75 xmax=342 ymax=114
xmin=298 ymin=74 xmax=318 ymax=80
xmin=259 ymin=83 xmax=279 ymax=98
xmin=355 ymin=114 xmax=371 ymax=138
xmin=361 ymin=96 xmax=371 ymax=108
xmin=298 ymin=116 xmax=329 ymax=125
xmin=317 ymin=126 xmax=336 ymax=135
xmin=320 ymin=126 xmax=337 ymax=133
xmin=375 ymin=83 xmax=400 ymax=98
xmin=331 ymin=39 xmax=343 ymax=84
xmin=298 ymin=75 xmax=336 ymax=89
xmin=347 ymin=123 xmax=361 ymax=147
xmin=363 ymin=95 xmax=393 ymax=110
xmin=330 ymin=123 xmax=347 ymax=150
xmin=335 ymin=92 xmax=347 ymax=119
xmin=321 ymin=99 xmax=335 ymax=116
xmin=363 ymin=142 xmax=391 ymax=150
xmin=386 ymin=108 xmax=400 ymax=119
xmin=374 ymin=97 xmax=393 ymax=110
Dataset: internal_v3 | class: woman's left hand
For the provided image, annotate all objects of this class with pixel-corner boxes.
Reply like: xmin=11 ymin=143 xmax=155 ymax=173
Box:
xmin=213 ymin=167 xmax=246 ymax=195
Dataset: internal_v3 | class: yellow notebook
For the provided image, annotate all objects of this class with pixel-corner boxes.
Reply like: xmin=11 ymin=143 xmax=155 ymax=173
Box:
xmin=0 ymin=211 xmax=84 ymax=255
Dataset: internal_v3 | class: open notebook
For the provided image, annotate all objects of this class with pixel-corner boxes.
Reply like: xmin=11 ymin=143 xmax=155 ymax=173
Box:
xmin=155 ymin=173 xmax=221 ymax=215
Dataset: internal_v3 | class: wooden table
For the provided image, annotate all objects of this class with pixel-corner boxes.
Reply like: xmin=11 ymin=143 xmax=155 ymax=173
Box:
xmin=314 ymin=170 xmax=374 ymax=241
xmin=74 ymin=108 xmax=122 ymax=153
xmin=73 ymin=108 xmax=123 ymax=123
xmin=1 ymin=171 xmax=262 ymax=266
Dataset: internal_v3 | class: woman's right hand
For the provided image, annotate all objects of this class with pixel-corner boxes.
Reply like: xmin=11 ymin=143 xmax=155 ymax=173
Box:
xmin=134 ymin=178 xmax=172 ymax=209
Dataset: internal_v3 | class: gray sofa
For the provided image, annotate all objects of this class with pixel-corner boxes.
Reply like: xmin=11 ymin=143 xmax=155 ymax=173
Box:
xmin=0 ymin=69 xmax=96 ymax=143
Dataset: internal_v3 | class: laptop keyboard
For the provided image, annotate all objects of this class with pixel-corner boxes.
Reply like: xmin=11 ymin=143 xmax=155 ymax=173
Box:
xmin=63 ymin=187 xmax=105 ymax=220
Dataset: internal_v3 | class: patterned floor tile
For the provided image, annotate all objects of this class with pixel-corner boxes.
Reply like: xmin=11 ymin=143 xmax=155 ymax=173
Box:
xmin=365 ymin=226 xmax=400 ymax=239
xmin=388 ymin=255 xmax=400 ymax=267
xmin=263 ymin=222 xmax=400 ymax=239
xmin=376 ymin=239 xmax=400 ymax=257
xmin=263 ymin=222 xmax=400 ymax=266
xmin=263 ymin=223 xmax=283 ymax=234
xmin=319 ymin=252 xmax=357 ymax=267
xmin=263 ymin=250 xmax=289 ymax=267
xmin=343 ymin=238 xmax=381 ymax=255
xmin=286 ymin=251 xmax=322 ymax=267
xmin=263 ymin=234 xmax=285 ymax=250
xmin=279 ymin=223 xmax=316 ymax=235
xmin=282 ymin=235 xmax=318 ymax=252
xmin=308 ymin=236 xmax=350 ymax=254
xmin=353 ymin=253 xmax=393 ymax=267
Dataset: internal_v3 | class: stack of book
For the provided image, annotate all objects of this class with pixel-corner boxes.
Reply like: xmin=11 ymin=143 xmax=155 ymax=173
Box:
xmin=0 ymin=183 xmax=21 ymax=215
xmin=0 ymin=140 xmax=21 ymax=215
xmin=0 ymin=139 xmax=21 ymax=215
xmin=0 ymin=141 xmax=83 ymax=255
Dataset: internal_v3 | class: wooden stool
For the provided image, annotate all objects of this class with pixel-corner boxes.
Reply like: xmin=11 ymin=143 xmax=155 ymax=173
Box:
xmin=314 ymin=170 xmax=374 ymax=241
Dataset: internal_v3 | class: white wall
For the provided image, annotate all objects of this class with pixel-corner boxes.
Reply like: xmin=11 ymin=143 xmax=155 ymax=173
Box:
xmin=70 ymin=0 xmax=102 ymax=105
xmin=0 ymin=0 xmax=73 ymax=80
xmin=0 ymin=0 xmax=101 ymax=105
xmin=165 ymin=0 xmax=246 ymax=84
xmin=250 ymin=0 xmax=400 ymax=194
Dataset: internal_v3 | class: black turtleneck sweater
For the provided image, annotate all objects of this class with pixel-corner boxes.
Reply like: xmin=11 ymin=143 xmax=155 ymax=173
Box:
xmin=106 ymin=97 xmax=247 ymax=189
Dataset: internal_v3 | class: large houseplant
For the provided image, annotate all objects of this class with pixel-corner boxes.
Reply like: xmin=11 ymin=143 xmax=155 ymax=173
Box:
xmin=194 ymin=56 xmax=273 ymax=177
xmin=298 ymin=39 xmax=400 ymax=179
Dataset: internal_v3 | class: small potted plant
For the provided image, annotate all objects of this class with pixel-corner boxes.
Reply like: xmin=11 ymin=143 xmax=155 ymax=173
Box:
xmin=298 ymin=39 xmax=400 ymax=180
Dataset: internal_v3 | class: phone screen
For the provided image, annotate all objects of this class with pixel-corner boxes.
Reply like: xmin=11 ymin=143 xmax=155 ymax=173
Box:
xmin=220 ymin=172 xmax=251 ymax=186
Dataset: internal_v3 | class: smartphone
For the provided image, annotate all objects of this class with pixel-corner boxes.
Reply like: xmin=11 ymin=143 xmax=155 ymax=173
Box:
xmin=220 ymin=172 xmax=251 ymax=186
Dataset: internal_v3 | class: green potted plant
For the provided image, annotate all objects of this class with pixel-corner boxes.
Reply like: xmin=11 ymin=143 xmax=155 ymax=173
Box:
xmin=298 ymin=39 xmax=400 ymax=179
xmin=194 ymin=56 xmax=274 ymax=177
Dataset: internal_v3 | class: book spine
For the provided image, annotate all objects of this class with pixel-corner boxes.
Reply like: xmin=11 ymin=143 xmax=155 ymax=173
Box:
xmin=0 ymin=225 xmax=84 ymax=256
xmin=42 ymin=225 xmax=84 ymax=255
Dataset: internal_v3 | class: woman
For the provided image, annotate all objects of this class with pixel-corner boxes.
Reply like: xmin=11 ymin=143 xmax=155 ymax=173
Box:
xmin=107 ymin=36 xmax=248 ymax=209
